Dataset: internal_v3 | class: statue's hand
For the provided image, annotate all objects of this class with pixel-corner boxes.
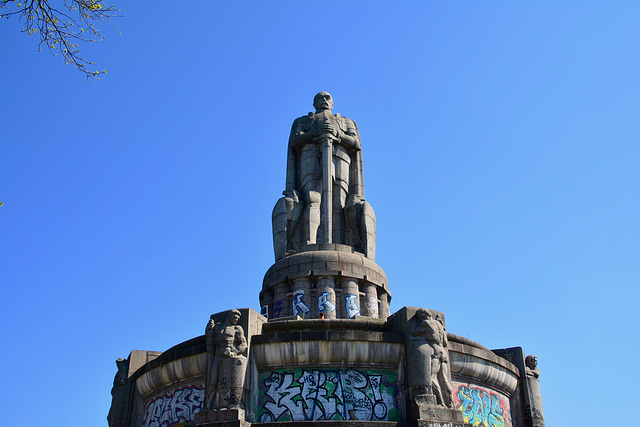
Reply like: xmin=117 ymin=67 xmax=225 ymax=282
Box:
xmin=320 ymin=122 xmax=337 ymax=136
xmin=283 ymin=189 xmax=300 ymax=204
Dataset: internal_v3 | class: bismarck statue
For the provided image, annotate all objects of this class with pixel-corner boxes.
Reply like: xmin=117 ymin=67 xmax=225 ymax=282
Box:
xmin=272 ymin=92 xmax=376 ymax=261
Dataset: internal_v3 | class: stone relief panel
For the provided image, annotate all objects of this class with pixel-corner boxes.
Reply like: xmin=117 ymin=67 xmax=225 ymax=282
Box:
xmin=451 ymin=382 xmax=511 ymax=427
xmin=141 ymin=382 xmax=204 ymax=427
xmin=257 ymin=368 xmax=400 ymax=422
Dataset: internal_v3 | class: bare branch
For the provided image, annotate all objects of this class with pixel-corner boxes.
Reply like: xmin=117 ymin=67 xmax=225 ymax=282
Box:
xmin=1 ymin=0 xmax=121 ymax=79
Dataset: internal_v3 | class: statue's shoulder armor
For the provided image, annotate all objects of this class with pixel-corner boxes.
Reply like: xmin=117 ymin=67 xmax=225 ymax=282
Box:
xmin=291 ymin=114 xmax=313 ymax=130
xmin=335 ymin=113 xmax=359 ymax=135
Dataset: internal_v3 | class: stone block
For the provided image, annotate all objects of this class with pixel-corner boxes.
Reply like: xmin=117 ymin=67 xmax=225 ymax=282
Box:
xmin=411 ymin=395 xmax=466 ymax=423
xmin=195 ymin=408 xmax=247 ymax=426
xmin=325 ymin=261 xmax=340 ymax=271
xmin=312 ymin=250 xmax=340 ymax=262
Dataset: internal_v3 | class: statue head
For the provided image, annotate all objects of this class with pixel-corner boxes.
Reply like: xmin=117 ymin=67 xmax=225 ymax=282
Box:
xmin=227 ymin=309 xmax=241 ymax=325
xmin=313 ymin=91 xmax=333 ymax=112
xmin=416 ymin=309 xmax=432 ymax=321
xmin=525 ymin=355 xmax=538 ymax=369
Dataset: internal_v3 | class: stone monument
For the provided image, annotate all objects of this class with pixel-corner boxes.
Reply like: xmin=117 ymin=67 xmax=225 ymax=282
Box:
xmin=205 ymin=309 xmax=248 ymax=411
xmin=525 ymin=355 xmax=545 ymax=427
xmin=108 ymin=92 xmax=545 ymax=427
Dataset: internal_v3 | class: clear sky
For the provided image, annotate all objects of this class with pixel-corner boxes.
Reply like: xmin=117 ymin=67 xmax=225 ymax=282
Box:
xmin=1 ymin=2 xmax=639 ymax=426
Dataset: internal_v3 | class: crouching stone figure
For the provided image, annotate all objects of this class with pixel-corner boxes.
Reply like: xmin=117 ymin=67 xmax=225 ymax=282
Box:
xmin=408 ymin=309 xmax=454 ymax=408
xmin=205 ymin=309 xmax=248 ymax=410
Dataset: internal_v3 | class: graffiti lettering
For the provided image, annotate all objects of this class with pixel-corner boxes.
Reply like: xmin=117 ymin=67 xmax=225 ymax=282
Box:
xmin=142 ymin=384 xmax=204 ymax=427
xmin=317 ymin=292 xmax=336 ymax=312
xmin=292 ymin=290 xmax=311 ymax=317
xmin=258 ymin=368 xmax=398 ymax=422
xmin=272 ymin=301 xmax=283 ymax=319
xmin=344 ymin=294 xmax=360 ymax=318
xmin=454 ymin=384 xmax=509 ymax=427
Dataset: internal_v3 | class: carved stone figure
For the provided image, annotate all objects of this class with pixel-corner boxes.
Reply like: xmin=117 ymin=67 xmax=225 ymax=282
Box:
xmin=273 ymin=92 xmax=376 ymax=260
xmin=205 ymin=309 xmax=248 ymax=410
xmin=410 ymin=309 xmax=454 ymax=408
xmin=525 ymin=355 xmax=545 ymax=427
xmin=107 ymin=358 xmax=130 ymax=427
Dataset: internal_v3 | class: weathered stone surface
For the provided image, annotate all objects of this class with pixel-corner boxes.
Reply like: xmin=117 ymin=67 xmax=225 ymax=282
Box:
xmin=272 ymin=92 xmax=376 ymax=260
xmin=137 ymin=353 xmax=206 ymax=398
xmin=449 ymin=343 xmax=519 ymax=396
xmin=107 ymin=350 xmax=163 ymax=427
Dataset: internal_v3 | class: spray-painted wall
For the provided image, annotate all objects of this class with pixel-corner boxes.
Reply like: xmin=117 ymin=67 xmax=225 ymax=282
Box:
xmin=451 ymin=382 xmax=512 ymax=427
xmin=257 ymin=368 xmax=400 ymax=422
xmin=141 ymin=382 xmax=204 ymax=427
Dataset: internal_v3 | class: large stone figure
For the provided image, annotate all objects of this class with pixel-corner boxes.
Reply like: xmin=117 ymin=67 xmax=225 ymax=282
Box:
xmin=525 ymin=355 xmax=545 ymax=427
xmin=409 ymin=309 xmax=454 ymax=408
xmin=205 ymin=309 xmax=248 ymax=411
xmin=107 ymin=358 xmax=130 ymax=427
xmin=272 ymin=92 xmax=376 ymax=260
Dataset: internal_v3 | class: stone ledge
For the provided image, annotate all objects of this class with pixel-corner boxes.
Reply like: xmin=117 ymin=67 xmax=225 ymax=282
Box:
xmin=252 ymin=330 xmax=403 ymax=345
xmin=263 ymin=318 xmax=388 ymax=333
xmin=253 ymin=422 xmax=401 ymax=427
xmin=263 ymin=251 xmax=389 ymax=294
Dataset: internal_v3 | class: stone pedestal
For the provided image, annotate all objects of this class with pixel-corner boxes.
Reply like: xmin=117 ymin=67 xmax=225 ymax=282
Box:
xmin=411 ymin=395 xmax=471 ymax=427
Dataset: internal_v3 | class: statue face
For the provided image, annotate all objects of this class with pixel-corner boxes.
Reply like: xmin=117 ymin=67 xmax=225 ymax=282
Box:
xmin=313 ymin=92 xmax=333 ymax=111
xmin=416 ymin=309 xmax=431 ymax=320
xmin=229 ymin=311 xmax=241 ymax=325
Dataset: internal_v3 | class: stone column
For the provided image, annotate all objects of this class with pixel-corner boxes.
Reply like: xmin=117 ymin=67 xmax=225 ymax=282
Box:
xmin=272 ymin=282 xmax=290 ymax=319
xmin=261 ymin=289 xmax=273 ymax=319
xmin=379 ymin=292 xmax=390 ymax=320
xmin=363 ymin=283 xmax=379 ymax=318
xmin=291 ymin=278 xmax=312 ymax=319
xmin=341 ymin=278 xmax=360 ymax=318
xmin=316 ymin=276 xmax=337 ymax=319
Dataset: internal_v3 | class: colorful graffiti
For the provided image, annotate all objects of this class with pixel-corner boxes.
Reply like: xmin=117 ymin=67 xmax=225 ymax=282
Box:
xmin=258 ymin=368 xmax=399 ymax=422
xmin=453 ymin=384 xmax=511 ymax=427
xmin=317 ymin=292 xmax=336 ymax=312
xmin=292 ymin=290 xmax=311 ymax=317
xmin=142 ymin=384 xmax=204 ymax=427
xmin=344 ymin=294 xmax=360 ymax=318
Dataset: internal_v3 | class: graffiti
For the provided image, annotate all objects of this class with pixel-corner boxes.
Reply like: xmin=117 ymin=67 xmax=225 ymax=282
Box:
xmin=258 ymin=368 xmax=399 ymax=422
xmin=142 ymin=384 xmax=204 ymax=427
xmin=272 ymin=301 xmax=284 ymax=319
xmin=344 ymin=294 xmax=360 ymax=318
xmin=453 ymin=384 xmax=510 ymax=427
xmin=261 ymin=304 xmax=269 ymax=318
xmin=292 ymin=290 xmax=311 ymax=317
xmin=317 ymin=292 xmax=336 ymax=312
xmin=365 ymin=296 xmax=378 ymax=318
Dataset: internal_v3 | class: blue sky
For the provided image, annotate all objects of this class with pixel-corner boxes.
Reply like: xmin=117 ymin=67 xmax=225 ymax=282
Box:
xmin=1 ymin=2 xmax=639 ymax=426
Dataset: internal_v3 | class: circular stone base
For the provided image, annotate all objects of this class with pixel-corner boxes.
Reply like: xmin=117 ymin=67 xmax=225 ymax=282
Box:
xmin=260 ymin=251 xmax=390 ymax=321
